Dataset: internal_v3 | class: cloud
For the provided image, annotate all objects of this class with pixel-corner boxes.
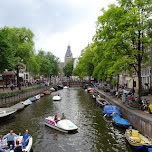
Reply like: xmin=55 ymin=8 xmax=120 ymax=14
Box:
xmin=0 ymin=0 xmax=117 ymax=61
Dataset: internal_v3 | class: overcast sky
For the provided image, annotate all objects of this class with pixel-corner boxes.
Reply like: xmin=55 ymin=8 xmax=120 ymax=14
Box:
xmin=0 ymin=0 xmax=117 ymax=62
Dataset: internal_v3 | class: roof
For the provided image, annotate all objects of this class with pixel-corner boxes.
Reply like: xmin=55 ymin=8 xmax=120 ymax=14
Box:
xmin=65 ymin=45 xmax=73 ymax=57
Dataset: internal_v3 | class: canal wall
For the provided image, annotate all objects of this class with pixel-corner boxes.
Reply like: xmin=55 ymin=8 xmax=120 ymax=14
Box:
xmin=96 ymin=88 xmax=152 ymax=138
xmin=0 ymin=86 xmax=50 ymax=107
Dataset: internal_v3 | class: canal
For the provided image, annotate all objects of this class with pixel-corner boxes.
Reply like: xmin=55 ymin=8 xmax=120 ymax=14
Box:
xmin=0 ymin=88 xmax=136 ymax=152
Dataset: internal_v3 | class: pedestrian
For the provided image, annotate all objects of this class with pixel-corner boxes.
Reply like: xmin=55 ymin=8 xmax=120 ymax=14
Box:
xmin=2 ymin=85 xmax=5 ymax=91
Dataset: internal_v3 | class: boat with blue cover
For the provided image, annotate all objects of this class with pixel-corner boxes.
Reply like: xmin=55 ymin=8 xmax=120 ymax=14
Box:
xmin=112 ymin=115 xmax=130 ymax=128
xmin=28 ymin=97 xmax=36 ymax=102
xmin=103 ymin=105 xmax=121 ymax=117
xmin=125 ymin=129 xmax=152 ymax=150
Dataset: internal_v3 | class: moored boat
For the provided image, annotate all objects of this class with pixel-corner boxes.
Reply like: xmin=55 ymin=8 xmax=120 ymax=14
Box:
xmin=50 ymin=87 xmax=55 ymax=91
xmin=43 ymin=90 xmax=51 ymax=95
xmin=64 ymin=86 xmax=69 ymax=89
xmin=103 ymin=105 xmax=121 ymax=117
xmin=21 ymin=99 xmax=32 ymax=106
xmin=112 ymin=115 xmax=130 ymax=128
xmin=45 ymin=116 xmax=78 ymax=133
xmin=11 ymin=103 xmax=25 ymax=111
xmin=0 ymin=108 xmax=17 ymax=122
xmin=34 ymin=94 xmax=40 ymax=100
xmin=28 ymin=97 xmax=36 ymax=102
xmin=96 ymin=97 xmax=109 ymax=107
xmin=125 ymin=129 xmax=152 ymax=150
xmin=38 ymin=93 xmax=44 ymax=97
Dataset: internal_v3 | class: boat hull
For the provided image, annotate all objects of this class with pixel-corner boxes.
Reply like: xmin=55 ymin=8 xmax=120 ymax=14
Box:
xmin=0 ymin=110 xmax=16 ymax=122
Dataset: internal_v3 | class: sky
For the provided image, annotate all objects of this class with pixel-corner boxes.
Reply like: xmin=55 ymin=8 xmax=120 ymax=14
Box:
xmin=0 ymin=0 xmax=117 ymax=62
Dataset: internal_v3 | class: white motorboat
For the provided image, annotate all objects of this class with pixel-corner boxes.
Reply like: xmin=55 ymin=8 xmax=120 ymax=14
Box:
xmin=45 ymin=116 xmax=78 ymax=133
xmin=0 ymin=108 xmax=17 ymax=122
xmin=52 ymin=95 xmax=61 ymax=101
xmin=34 ymin=94 xmax=40 ymax=100
xmin=50 ymin=87 xmax=55 ymax=91
xmin=64 ymin=86 xmax=69 ymax=89
xmin=21 ymin=99 xmax=32 ymax=106
xmin=11 ymin=103 xmax=25 ymax=111
xmin=3 ymin=135 xmax=33 ymax=152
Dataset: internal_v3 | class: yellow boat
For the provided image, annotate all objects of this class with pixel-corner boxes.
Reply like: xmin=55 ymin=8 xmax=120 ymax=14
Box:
xmin=125 ymin=129 xmax=152 ymax=150
xmin=149 ymin=104 xmax=152 ymax=114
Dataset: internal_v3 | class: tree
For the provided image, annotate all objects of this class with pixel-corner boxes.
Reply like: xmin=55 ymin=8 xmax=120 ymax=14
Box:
xmin=63 ymin=60 xmax=73 ymax=77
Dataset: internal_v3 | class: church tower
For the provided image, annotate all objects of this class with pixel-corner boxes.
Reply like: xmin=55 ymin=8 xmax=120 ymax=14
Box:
xmin=64 ymin=45 xmax=73 ymax=66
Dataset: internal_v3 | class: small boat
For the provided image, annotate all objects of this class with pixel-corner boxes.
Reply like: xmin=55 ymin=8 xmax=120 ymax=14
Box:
xmin=21 ymin=99 xmax=32 ymax=106
xmin=125 ymin=129 xmax=152 ymax=150
xmin=0 ymin=108 xmax=17 ymax=122
xmin=87 ymin=87 xmax=93 ymax=93
xmin=52 ymin=95 xmax=61 ymax=101
xmin=92 ymin=92 xmax=99 ymax=99
xmin=112 ymin=115 xmax=130 ymax=128
xmin=34 ymin=94 xmax=40 ymax=100
xmin=64 ymin=86 xmax=69 ymax=89
xmin=38 ymin=93 xmax=44 ymax=97
xmin=43 ymin=90 xmax=51 ymax=95
xmin=28 ymin=97 xmax=36 ymax=102
xmin=89 ymin=89 xmax=96 ymax=94
xmin=45 ymin=116 xmax=78 ymax=133
xmin=50 ymin=87 xmax=55 ymax=91
xmin=3 ymin=135 xmax=33 ymax=152
xmin=57 ymin=85 xmax=63 ymax=90
xmin=96 ymin=97 xmax=109 ymax=107
xmin=103 ymin=105 xmax=121 ymax=117
xmin=11 ymin=103 xmax=25 ymax=111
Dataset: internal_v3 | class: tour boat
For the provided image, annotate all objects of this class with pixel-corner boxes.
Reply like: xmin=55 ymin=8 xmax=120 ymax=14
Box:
xmin=28 ymin=97 xmax=36 ymax=102
xmin=96 ymin=97 xmax=109 ymax=107
xmin=3 ymin=135 xmax=33 ymax=152
xmin=45 ymin=116 xmax=78 ymax=133
xmin=11 ymin=103 xmax=25 ymax=111
xmin=21 ymin=99 xmax=32 ymax=106
xmin=34 ymin=94 xmax=40 ymax=100
xmin=112 ymin=115 xmax=130 ymax=128
xmin=52 ymin=95 xmax=61 ymax=101
xmin=0 ymin=108 xmax=17 ymax=122
xmin=125 ymin=129 xmax=152 ymax=150
xmin=103 ymin=105 xmax=121 ymax=117
xmin=50 ymin=87 xmax=55 ymax=91
xmin=64 ymin=86 xmax=69 ymax=89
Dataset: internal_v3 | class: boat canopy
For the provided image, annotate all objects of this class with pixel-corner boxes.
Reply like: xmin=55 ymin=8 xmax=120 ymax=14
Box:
xmin=103 ymin=105 xmax=121 ymax=116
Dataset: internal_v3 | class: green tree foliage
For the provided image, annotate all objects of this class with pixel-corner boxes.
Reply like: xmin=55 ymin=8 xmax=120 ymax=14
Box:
xmin=73 ymin=44 xmax=94 ymax=78
xmin=63 ymin=60 xmax=74 ymax=77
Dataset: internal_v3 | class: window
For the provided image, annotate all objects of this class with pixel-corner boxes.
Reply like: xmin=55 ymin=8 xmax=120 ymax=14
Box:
xmin=26 ymin=74 xmax=28 ymax=79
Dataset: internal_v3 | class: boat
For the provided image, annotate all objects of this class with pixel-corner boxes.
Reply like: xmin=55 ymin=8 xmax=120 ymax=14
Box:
xmin=11 ymin=103 xmax=25 ymax=111
xmin=34 ymin=94 xmax=40 ymax=100
xmin=96 ymin=97 xmax=109 ymax=107
xmin=45 ymin=116 xmax=78 ymax=133
xmin=0 ymin=108 xmax=17 ymax=122
xmin=89 ymin=89 xmax=96 ymax=94
xmin=57 ymin=85 xmax=63 ymax=90
xmin=43 ymin=90 xmax=51 ymax=95
xmin=87 ymin=87 xmax=93 ymax=93
xmin=52 ymin=95 xmax=61 ymax=101
xmin=21 ymin=99 xmax=32 ymax=106
xmin=38 ymin=93 xmax=44 ymax=97
xmin=92 ymin=92 xmax=99 ymax=99
xmin=148 ymin=148 xmax=152 ymax=152
xmin=103 ymin=105 xmax=121 ymax=117
xmin=64 ymin=86 xmax=69 ymax=89
xmin=125 ymin=129 xmax=152 ymax=150
xmin=3 ymin=135 xmax=33 ymax=152
xmin=50 ymin=87 xmax=55 ymax=91
xmin=112 ymin=115 xmax=130 ymax=128
xmin=28 ymin=97 xmax=36 ymax=102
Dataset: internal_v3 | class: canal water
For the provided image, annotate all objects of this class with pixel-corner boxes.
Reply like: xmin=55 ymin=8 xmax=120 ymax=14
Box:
xmin=0 ymin=88 xmax=136 ymax=152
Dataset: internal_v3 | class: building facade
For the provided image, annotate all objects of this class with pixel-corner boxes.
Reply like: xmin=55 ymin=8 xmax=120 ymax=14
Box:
xmin=64 ymin=45 xmax=73 ymax=66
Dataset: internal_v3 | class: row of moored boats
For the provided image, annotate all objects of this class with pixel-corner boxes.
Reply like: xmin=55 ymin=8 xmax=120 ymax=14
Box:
xmin=86 ymin=86 xmax=152 ymax=151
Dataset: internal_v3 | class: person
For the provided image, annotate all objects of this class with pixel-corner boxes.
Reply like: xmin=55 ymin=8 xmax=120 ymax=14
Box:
xmin=2 ymin=130 xmax=18 ymax=150
xmin=54 ymin=114 xmax=60 ymax=123
xmin=21 ymin=130 xmax=31 ymax=148
xmin=61 ymin=113 xmax=66 ymax=120
xmin=14 ymin=140 xmax=22 ymax=152
xmin=0 ymin=135 xmax=8 ymax=152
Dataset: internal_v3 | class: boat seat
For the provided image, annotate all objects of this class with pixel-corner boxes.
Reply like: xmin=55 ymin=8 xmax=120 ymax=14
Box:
xmin=140 ymin=140 xmax=145 ymax=143
xmin=132 ymin=130 xmax=139 ymax=137
xmin=130 ymin=137 xmax=141 ymax=143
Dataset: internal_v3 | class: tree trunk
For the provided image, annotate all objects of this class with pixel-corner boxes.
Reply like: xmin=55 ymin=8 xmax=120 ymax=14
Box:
xmin=17 ymin=66 xmax=21 ymax=90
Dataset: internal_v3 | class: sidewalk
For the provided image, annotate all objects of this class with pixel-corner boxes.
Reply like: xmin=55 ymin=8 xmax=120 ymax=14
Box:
xmin=95 ymin=87 xmax=152 ymax=119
